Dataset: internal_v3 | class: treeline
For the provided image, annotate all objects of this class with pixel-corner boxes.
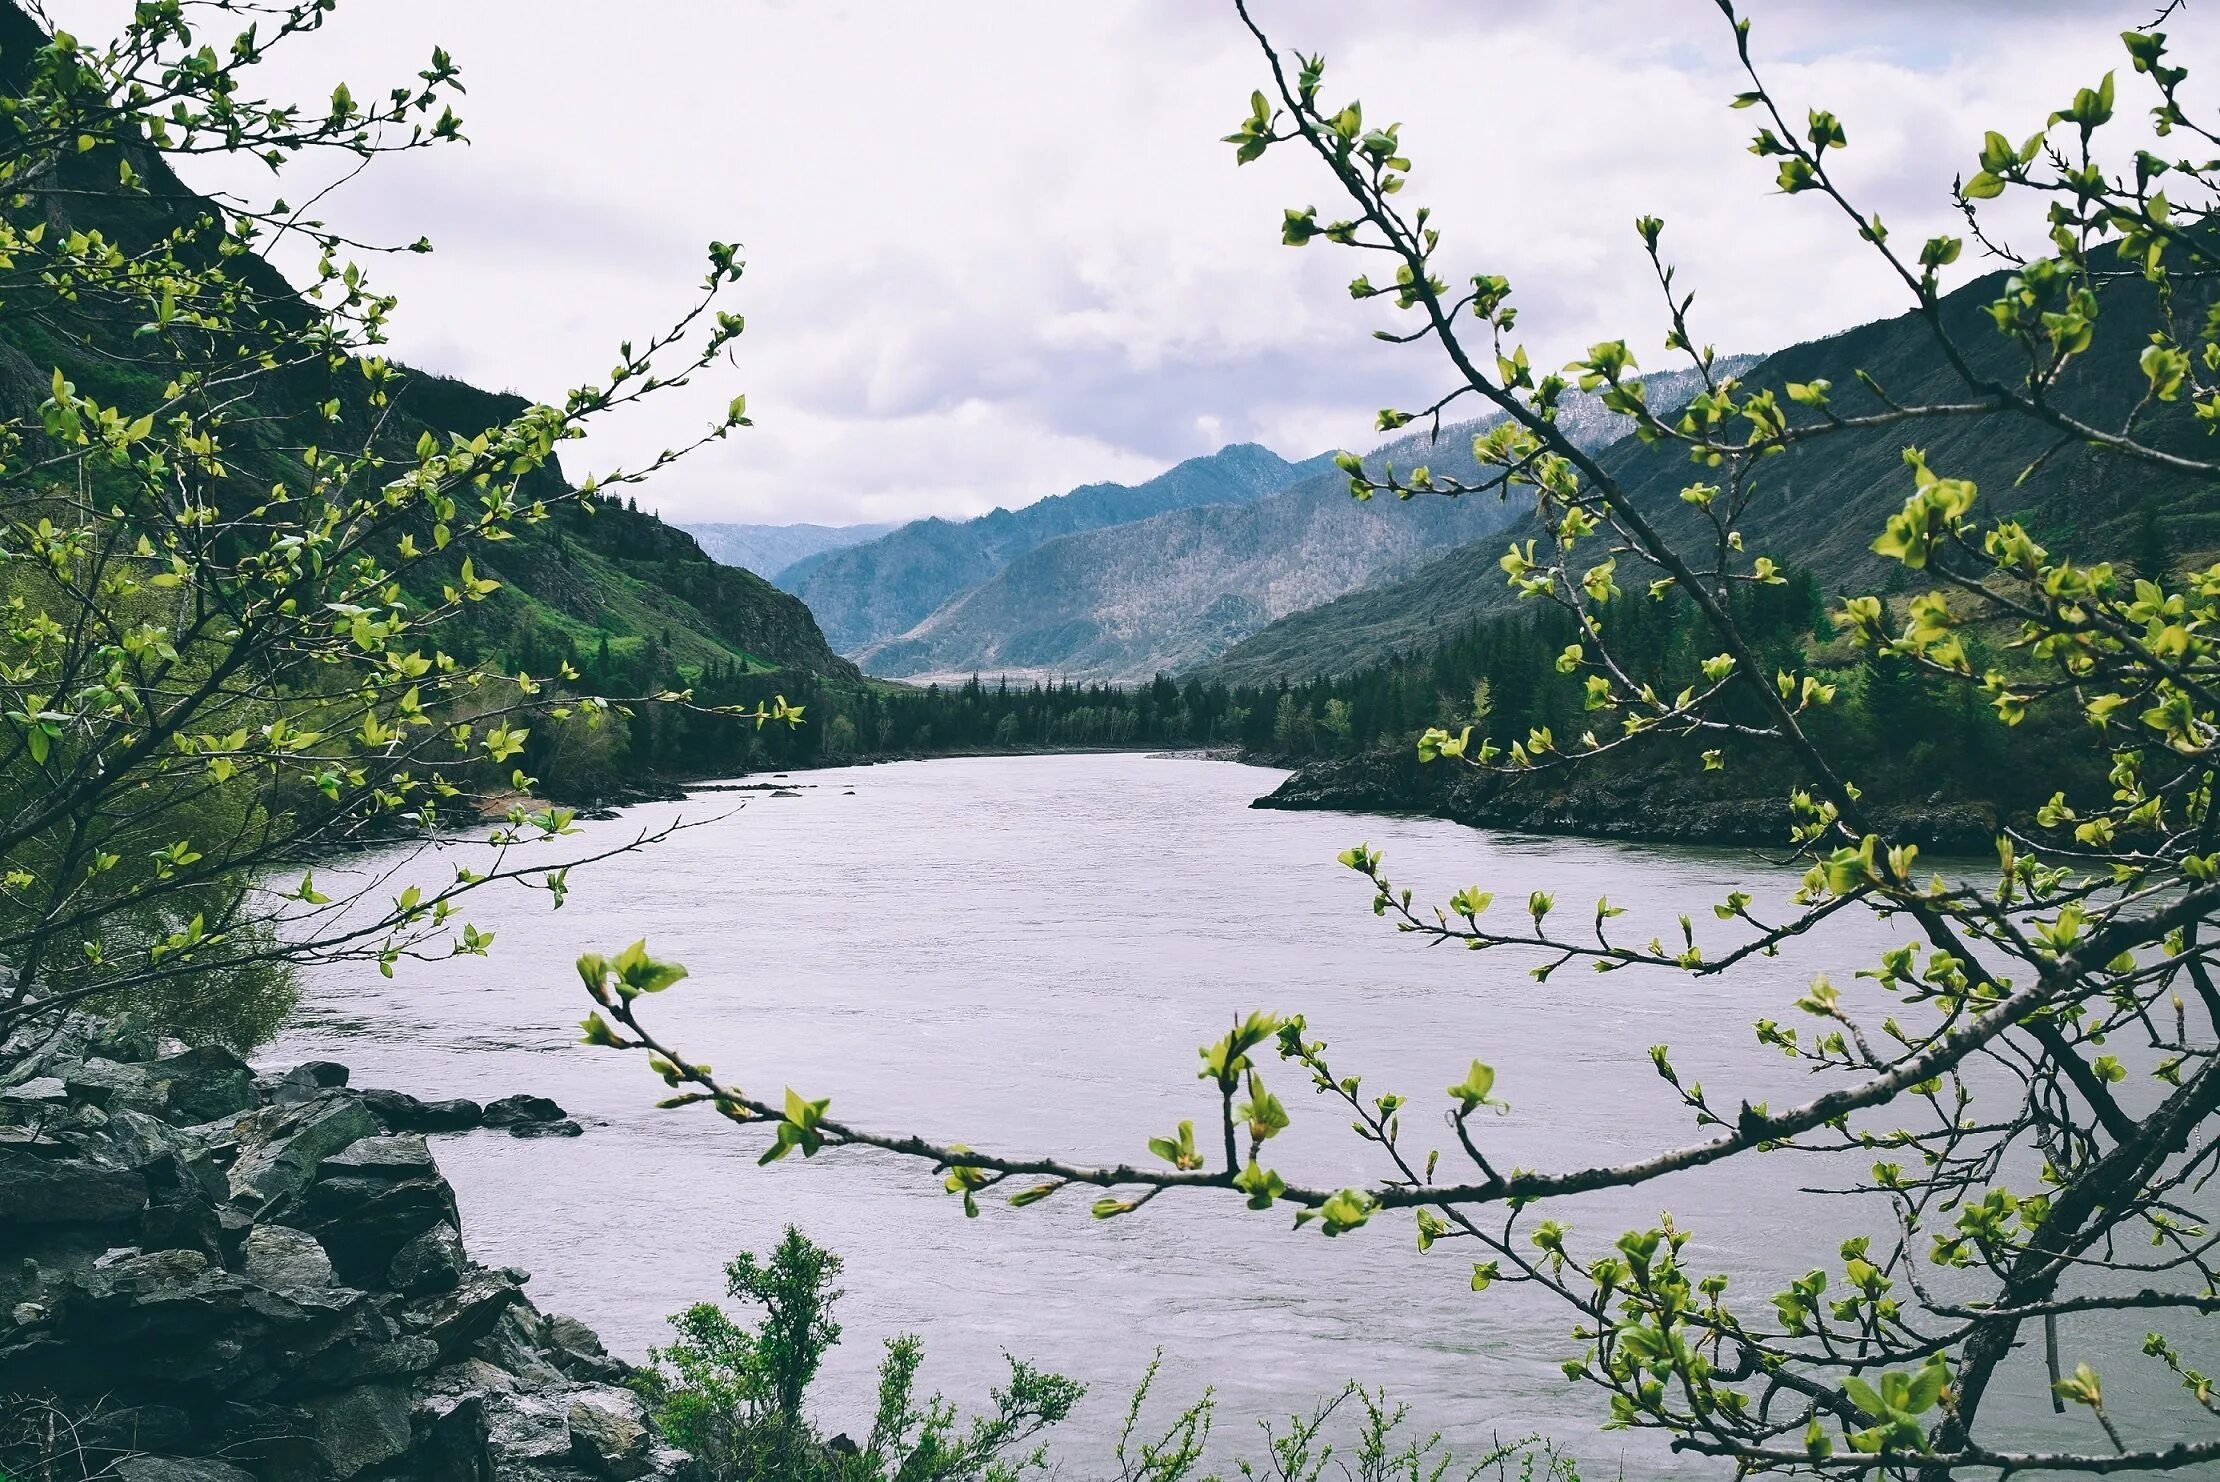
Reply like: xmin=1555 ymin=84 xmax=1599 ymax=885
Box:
xmin=510 ymin=563 xmax=2085 ymax=821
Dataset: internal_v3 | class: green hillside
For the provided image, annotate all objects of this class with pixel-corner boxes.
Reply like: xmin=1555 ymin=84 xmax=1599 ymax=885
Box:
xmin=1202 ymin=267 xmax=2214 ymax=685
xmin=0 ymin=0 xmax=853 ymax=703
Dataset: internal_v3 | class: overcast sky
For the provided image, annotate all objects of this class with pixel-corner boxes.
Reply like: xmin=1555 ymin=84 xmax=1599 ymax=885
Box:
xmin=61 ymin=1 xmax=2209 ymax=525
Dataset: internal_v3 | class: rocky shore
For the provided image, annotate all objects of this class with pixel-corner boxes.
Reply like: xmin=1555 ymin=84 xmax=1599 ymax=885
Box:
xmin=1253 ymin=750 xmax=1998 ymax=853
xmin=0 ymin=1015 xmax=682 ymax=1481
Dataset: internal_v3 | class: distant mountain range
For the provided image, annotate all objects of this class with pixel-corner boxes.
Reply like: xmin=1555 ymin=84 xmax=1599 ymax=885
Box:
xmin=1202 ymin=269 xmax=2214 ymax=686
xmin=680 ymin=521 xmax=896 ymax=583
xmin=851 ymin=366 xmax=1743 ymax=683
xmin=777 ymin=443 xmax=1327 ymax=654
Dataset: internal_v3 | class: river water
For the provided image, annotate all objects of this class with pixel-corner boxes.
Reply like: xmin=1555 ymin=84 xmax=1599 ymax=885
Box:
xmin=271 ymin=754 xmax=2205 ymax=1478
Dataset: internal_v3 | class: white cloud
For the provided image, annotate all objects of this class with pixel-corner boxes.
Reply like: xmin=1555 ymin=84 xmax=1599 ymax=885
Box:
xmin=54 ymin=0 xmax=2206 ymax=523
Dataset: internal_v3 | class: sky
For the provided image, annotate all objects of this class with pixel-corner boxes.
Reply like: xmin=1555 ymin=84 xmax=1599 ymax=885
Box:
xmin=54 ymin=0 xmax=2212 ymax=526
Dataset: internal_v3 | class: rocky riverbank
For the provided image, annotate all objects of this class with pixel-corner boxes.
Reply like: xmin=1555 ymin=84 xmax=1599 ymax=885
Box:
xmin=0 ymin=1014 xmax=682 ymax=1481
xmin=1252 ymin=749 xmax=1999 ymax=853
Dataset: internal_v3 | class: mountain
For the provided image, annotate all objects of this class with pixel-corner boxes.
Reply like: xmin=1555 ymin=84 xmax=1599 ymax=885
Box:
xmin=780 ymin=443 xmax=1329 ymax=653
xmin=856 ymin=366 xmax=1747 ymax=684
xmin=0 ymin=0 xmax=854 ymax=691
xmin=680 ymin=520 xmax=895 ymax=582
xmin=1202 ymin=272 xmax=2218 ymax=686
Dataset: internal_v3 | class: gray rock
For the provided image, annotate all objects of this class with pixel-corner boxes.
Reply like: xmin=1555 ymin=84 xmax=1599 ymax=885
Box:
xmin=319 ymin=1133 xmax=433 ymax=1177
xmin=138 ymin=1150 xmax=225 ymax=1260
xmin=413 ymin=1268 xmax=528 ymax=1360
xmin=389 ymin=1221 xmax=466 ymax=1296
xmin=361 ymin=1086 xmax=483 ymax=1132
xmin=1 ymin=1074 xmax=70 ymax=1106
xmin=226 ymin=1095 xmax=381 ymax=1208
xmin=272 ymin=1059 xmax=351 ymax=1108
xmin=567 ymin=1387 xmax=652 ymax=1479
xmin=67 ymin=1057 xmax=168 ymax=1115
xmin=143 ymin=1047 xmax=257 ymax=1123
xmin=112 ymin=1459 xmax=259 ymax=1482
xmin=107 ymin=1106 xmax=207 ymax=1170
xmin=241 ymin=1223 xmax=337 ymax=1294
xmin=484 ymin=1390 xmax=575 ymax=1466
xmin=0 ymin=1143 xmax=147 ymax=1224
xmin=543 ymin=1314 xmax=625 ymax=1384
xmin=509 ymin=1118 xmax=584 ymax=1139
xmin=301 ymin=1381 xmax=412 ymax=1477
xmin=481 ymin=1094 xmax=565 ymax=1127
xmin=300 ymin=1172 xmax=459 ymax=1286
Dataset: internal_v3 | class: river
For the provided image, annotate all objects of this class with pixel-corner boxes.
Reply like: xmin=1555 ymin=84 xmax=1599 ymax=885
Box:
xmin=270 ymin=754 xmax=2201 ymax=1478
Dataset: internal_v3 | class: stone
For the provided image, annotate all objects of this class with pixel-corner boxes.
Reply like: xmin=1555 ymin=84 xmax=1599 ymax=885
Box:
xmin=301 ymin=1381 xmax=412 ymax=1477
xmin=143 ymin=1046 xmax=257 ymax=1123
xmin=66 ymin=1057 xmax=168 ymax=1115
xmin=226 ymin=1095 xmax=381 ymax=1209
xmin=359 ymin=1086 xmax=484 ymax=1133
xmin=139 ymin=1150 xmax=225 ymax=1260
xmin=299 ymin=1173 xmax=459 ymax=1286
xmin=111 ymin=1459 xmax=259 ymax=1482
xmin=0 ymin=1143 xmax=147 ymax=1224
xmin=509 ymin=1117 xmax=584 ymax=1139
xmin=411 ymin=1391 xmax=496 ymax=1482
xmin=483 ymin=1390 xmax=574 ymax=1466
xmin=413 ymin=1269 xmax=526 ymax=1360
xmin=319 ymin=1133 xmax=434 ymax=1177
xmin=272 ymin=1059 xmax=351 ymax=1107
xmin=543 ymin=1313 xmax=625 ymax=1384
xmin=240 ymin=1223 xmax=336 ymax=1294
xmin=1 ymin=1074 xmax=70 ymax=1106
xmin=566 ymin=1387 xmax=652 ymax=1479
xmin=480 ymin=1093 xmax=565 ymax=1127
xmin=388 ymin=1221 xmax=467 ymax=1296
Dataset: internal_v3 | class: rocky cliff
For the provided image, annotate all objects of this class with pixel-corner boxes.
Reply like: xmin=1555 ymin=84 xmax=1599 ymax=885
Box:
xmin=0 ymin=1016 xmax=678 ymax=1481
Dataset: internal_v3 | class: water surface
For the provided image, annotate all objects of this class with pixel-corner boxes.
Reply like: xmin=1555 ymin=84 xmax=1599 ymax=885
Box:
xmin=274 ymin=755 xmax=2197 ymax=1476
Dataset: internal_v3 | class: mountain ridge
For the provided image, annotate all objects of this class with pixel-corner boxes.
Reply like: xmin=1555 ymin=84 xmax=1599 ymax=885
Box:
xmin=857 ymin=366 xmax=1747 ymax=684
xmin=781 ymin=442 xmax=1330 ymax=653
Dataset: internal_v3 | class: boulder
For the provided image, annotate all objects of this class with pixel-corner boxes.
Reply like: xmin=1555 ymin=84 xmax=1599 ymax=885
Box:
xmin=411 ymin=1268 xmax=526 ymax=1360
xmin=240 ymin=1223 xmax=337 ymax=1296
xmin=301 ymin=1381 xmax=413 ymax=1477
xmin=111 ymin=1459 xmax=260 ymax=1482
xmin=320 ymin=1133 xmax=435 ymax=1178
xmin=143 ymin=1047 xmax=257 ymax=1123
xmin=409 ymin=1390 xmax=496 ymax=1482
xmin=227 ymin=1095 xmax=381 ymax=1209
xmin=542 ymin=1313 xmax=626 ymax=1383
xmin=480 ymin=1094 xmax=565 ymax=1127
xmin=66 ymin=1057 xmax=168 ymax=1115
xmin=567 ymin=1387 xmax=653 ymax=1479
xmin=360 ymin=1086 xmax=484 ymax=1133
xmin=509 ymin=1118 xmax=584 ymax=1139
xmin=1 ymin=1073 xmax=71 ymax=1107
xmin=388 ymin=1222 xmax=467 ymax=1297
xmin=139 ymin=1150 xmax=226 ymax=1260
xmin=299 ymin=1173 xmax=459 ymax=1287
xmin=0 ymin=1141 xmax=147 ymax=1225
xmin=272 ymin=1059 xmax=352 ymax=1108
xmin=483 ymin=1390 xmax=575 ymax=1468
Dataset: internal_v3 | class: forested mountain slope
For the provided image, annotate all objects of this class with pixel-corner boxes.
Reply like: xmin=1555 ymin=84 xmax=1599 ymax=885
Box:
xmin=1203 ymin=268 xmax=2217 ymax=685
xmin=858 ymin=366 xmax=1742 ymax=683
xmin=0 ymin=0 xmax=854 ymax=690
xmin=781 ymin=442 xmax=1328 ymax=653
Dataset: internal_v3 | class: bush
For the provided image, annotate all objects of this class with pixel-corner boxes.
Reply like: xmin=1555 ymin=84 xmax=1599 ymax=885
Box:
xmin=638 ymin=1227 xmax=1083 ymax=1482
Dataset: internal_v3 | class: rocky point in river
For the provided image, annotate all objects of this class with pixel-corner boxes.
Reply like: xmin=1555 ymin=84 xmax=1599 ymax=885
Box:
xmin=0 ymin=1013 xmax=674 ymax=1481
